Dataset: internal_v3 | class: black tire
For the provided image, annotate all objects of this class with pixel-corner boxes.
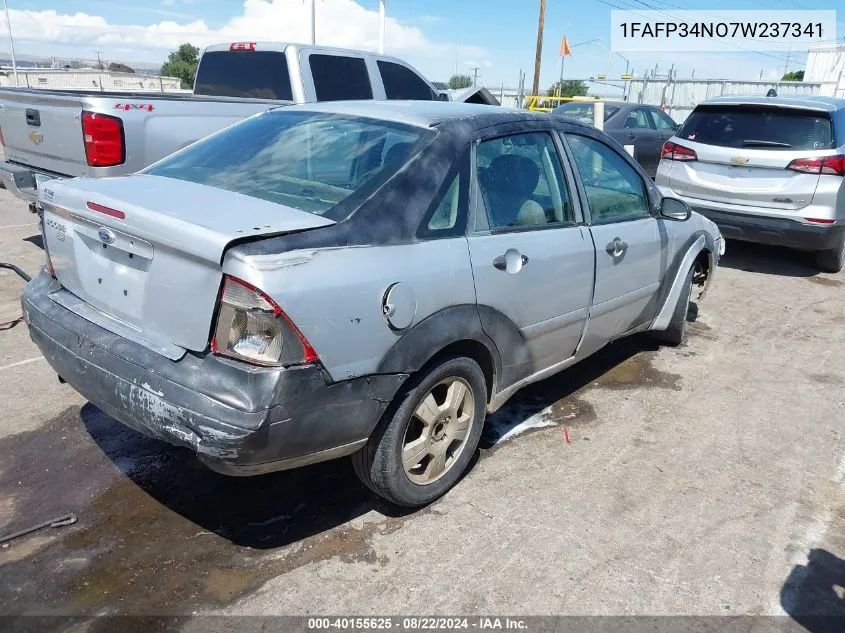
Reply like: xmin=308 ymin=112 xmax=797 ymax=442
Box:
xmin=653 ymin=265 xmax=694 ymax=346
xmin=816 ymin=238 xmax=845 ymax=274
xmin=352 ymin=356 xmax=487 ymax=507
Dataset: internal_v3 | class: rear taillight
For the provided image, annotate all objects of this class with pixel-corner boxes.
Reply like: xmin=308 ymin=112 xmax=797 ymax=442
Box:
xmin=787 ymin=155 xmax=845 ymax=177
xmin=661 ymin=141 xmax=697 ymax=162
xmin=82 ymin=111 xmax=125 ymax=167
xmin=211 ymin=276 xmax=318 ymax=367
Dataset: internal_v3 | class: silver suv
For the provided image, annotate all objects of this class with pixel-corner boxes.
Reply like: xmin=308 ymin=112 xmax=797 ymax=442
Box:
xmin=24 ymin=102 xmax=721 ymax=506
xmin=656 ymin=96 xmax=845 ymax=272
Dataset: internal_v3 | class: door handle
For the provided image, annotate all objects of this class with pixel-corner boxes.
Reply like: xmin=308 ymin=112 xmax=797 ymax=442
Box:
xmin=605 ymin=238 xmax=628 ymax=258
xmin=493 ymin=249 xmax=529 ymax=273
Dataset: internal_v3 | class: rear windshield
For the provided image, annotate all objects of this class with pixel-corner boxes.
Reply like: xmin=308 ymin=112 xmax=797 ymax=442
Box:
xmin=194 ymin=51 xmax=293 ymax=100
xmin=552 ymin=102 xmax=619 ymax=124
xmin=144 ymin=111 xmax=430 ymax=220
xmin=677 ymin=105 xmax=834 ymax=151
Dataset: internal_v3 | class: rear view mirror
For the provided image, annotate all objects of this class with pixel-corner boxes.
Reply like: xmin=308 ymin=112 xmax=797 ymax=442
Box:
xmin=660 ymin=197 xmax=692 ymax=221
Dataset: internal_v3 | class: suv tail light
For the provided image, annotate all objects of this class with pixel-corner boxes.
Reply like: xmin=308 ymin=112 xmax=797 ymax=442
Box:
xmin=82 ymin=111 xmax=125 ymax=167
xmin=661 ymin=141 xmax=697 ymax=162
xmin=786 ymin=155 xmax=845 ymax=177
xmin=211 ymin=276 xmax=318 ymax=367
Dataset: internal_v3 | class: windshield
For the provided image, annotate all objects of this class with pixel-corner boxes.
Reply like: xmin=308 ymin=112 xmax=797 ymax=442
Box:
xmin=145 ymin=111 xmax=431 ymax=219
xmin=552 ymin=102 xmax=619 ymax=124
xmin=677 ymin=105 xmax=834 ymax=151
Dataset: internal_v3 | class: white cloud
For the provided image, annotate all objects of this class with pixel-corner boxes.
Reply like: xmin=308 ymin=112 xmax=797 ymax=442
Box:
xmin=4 ymin=0 xmax=489 ymax=79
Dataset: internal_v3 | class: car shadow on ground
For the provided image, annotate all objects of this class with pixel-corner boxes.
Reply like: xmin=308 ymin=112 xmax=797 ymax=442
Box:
xmin=781 ymin=548 xmax=845 ymax=633
xmin=80 ymin=334 xmax=661 ymax=550
xmin=719 ymin=239 xmax=819 ymax=278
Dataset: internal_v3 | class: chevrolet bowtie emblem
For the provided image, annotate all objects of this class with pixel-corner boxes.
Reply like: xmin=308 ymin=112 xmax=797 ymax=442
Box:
xmin=731 ymin=156 xmax=749 ymax=165
xmin=28 ymin=131 xmax=43 ymax=145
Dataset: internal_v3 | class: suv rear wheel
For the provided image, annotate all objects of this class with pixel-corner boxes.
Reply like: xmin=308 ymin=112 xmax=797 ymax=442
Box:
xmin=352 ymin=356 xmax=487 ymax=507
xmin=816 ymin=237 xmax=845 ymax=274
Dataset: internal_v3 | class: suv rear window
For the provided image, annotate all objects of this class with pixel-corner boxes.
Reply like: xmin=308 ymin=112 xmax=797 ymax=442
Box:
xmin=377 ymin=60 xmax=435 ymax=100
xmin=194 ymin=51 xmax=293 ymax=100
xmin=145 ymin=111 xmax=430 ymax=220
xmin=309 ymin=55 xmax=373 ymax=101
xmin=552 ymin=102 xmax=619 ymax=124
xmin=678 ymin=105 xmax=834 ymax=151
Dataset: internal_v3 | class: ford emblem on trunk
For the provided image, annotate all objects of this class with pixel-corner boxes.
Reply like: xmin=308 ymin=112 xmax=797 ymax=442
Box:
xmin=98 ymin=227 xmax=115 ymax=244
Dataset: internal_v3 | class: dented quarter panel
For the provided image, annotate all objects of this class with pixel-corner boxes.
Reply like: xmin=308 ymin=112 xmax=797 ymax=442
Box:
xmin=224 ymin=237 xmax=477 ymax=381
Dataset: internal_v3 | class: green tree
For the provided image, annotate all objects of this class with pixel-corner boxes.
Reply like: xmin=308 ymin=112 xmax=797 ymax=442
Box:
xmin=161 ymin=43 xmax=201 ymax=88
xmin=781 ymin=70 xmax=805 ymax=81
xmin=447 ymin=74 xmax=473 ymax=89
xmin=547 ymin=80 xmax=589 ymax=98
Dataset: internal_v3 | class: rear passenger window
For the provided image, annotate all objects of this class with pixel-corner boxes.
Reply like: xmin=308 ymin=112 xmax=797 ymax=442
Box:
xmin=623 ymin=109 xmax=653 ymax=129
xmin=378 ymin=61 xmax=435 ymax=100
xmin=476 ymin=132 xmax=574 ymax=230
xmin=309 ymin=55 xmax=373 ymax=101
xmin=565 ymin=134 xmax=649 ymax=224
xmin=418 ymin=153 xmax=469 ymax=239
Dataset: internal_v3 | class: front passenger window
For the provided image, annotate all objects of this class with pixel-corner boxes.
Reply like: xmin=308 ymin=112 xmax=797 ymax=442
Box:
xmin=565 ymin=134 xmax=650 ymax=224
xmin=476 ymin=132 xmax=573 ymax=230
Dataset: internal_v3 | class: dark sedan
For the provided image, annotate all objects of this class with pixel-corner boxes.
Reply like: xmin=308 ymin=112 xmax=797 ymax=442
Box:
xmin=552 ymin=101 xmax=679 ymax=178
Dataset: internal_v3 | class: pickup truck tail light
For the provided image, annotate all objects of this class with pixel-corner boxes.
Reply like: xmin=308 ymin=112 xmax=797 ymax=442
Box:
xmin=82 ymin=111 xmax=125 ymax=167
xmin=211 ymin=275 xmax=318 ymax=366
xmin=787 ymin=155 xmax=845 ymax=177
xmin=661 ymin=141 xmax=697 ymax=162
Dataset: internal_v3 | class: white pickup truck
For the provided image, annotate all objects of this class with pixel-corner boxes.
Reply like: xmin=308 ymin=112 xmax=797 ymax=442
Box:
xmin=0 ymin=41 xmax=439 ymax=207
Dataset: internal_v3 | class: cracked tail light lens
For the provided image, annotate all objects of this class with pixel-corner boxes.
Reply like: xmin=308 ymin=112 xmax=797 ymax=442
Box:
xmin=211 ymin=276 xmax=317 ymax=367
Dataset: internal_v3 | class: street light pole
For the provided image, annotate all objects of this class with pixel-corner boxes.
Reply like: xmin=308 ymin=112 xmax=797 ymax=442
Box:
xmin=3 ymin=0 xmax=18 ymax=87
xmin=378 ymin=0 xmax=386 ymax=54
xmin=310 ymin=0 xmax=316 ymax=45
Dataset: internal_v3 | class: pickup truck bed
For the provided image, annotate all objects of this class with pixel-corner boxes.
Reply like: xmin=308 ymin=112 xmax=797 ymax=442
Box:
xmin=0 ymin=42 xmax=439 ymax=206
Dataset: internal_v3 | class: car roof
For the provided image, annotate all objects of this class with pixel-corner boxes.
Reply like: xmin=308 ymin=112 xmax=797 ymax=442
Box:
xmin=700 ymin=95 xmax=845 ymax=113
xmin=275 ymin=100 xmax=549 ymax=128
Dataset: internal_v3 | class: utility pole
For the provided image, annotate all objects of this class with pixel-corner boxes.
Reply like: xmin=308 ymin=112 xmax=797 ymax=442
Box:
xmin=2 ymin=0 xmax=16 ymax=87
xmin=471 ymin=67 xmax=480 ymax=87
xmin=378 ymin=0 xmax=386 ymax=54
xmin=310 ymin=0 xmax=316 ymax=45
xmin=783 ymin=45 xmax=791 ymax=76
xmin=531 ymin=0 xmax=546 ymax=97
xmin=96 ymin=50 xmax=102 ymax=70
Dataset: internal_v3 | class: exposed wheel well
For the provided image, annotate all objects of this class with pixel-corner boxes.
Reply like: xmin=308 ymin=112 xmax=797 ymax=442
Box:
xmin=692 ymin=248 xmax=711 ymax=297
xmin=417 ymin=340 xmax=496 ymax=403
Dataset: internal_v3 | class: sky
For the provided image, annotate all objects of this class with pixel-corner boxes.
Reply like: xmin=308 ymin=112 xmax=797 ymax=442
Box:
xmin=3 ymin=0 xmax=844 ymax=93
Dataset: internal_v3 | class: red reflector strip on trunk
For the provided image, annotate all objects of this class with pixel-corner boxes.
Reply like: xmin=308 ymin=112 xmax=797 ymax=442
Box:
xmin=87 ymin=201 xmax=125 ymax=220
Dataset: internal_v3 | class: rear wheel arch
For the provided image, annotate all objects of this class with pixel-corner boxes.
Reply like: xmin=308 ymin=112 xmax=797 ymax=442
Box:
xmin=376 ymin=305 xmax=503 ymax=402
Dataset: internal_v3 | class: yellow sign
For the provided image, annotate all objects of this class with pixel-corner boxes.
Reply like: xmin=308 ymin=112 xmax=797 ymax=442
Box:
xmin=597 ymin=74 xmax=607 ymax=79
xmin=621 ymin=74 xmax=633 ymax=80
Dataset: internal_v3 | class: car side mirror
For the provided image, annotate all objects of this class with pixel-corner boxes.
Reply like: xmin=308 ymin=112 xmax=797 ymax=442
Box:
xmin=660 ymin=197 xmax=692 ymax=221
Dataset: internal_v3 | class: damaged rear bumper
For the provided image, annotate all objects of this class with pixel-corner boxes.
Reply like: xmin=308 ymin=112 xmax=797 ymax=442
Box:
xmin=22 ymin=272 xmax=407 ymax=475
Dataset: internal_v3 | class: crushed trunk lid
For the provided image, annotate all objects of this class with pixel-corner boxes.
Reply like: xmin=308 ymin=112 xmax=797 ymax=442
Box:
xmin=40 ymin=174 xmax=334 ymax=354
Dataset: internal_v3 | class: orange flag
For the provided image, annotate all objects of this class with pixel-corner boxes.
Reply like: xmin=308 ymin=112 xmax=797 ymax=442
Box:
xmin=560 ymin=35 xmax=572 ymax=57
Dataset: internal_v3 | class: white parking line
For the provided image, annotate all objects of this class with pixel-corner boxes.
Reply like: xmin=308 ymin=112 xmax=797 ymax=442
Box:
xmin=0 ymin=223 xmax=36 ymax=230
xmin=0 ymin=356 xmax=43 ymax=372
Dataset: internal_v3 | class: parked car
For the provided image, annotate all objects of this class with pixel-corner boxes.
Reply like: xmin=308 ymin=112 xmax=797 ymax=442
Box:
xmin=552 ymin=100 xmax=679 ymax=178
xmin=0 ymin=42 xmax=438 ymax=207
xmin=23 ymin=101 xmax=722 ymax=506
xmin=656 ymin=95 xmax=845 ymax=272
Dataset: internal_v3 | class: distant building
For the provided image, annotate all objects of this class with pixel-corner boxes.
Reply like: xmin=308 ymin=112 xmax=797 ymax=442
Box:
xmin=805 ymin=44 xmax=845 ymax=97
xmin=0 ymin=68 xmax=182 ymax=92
